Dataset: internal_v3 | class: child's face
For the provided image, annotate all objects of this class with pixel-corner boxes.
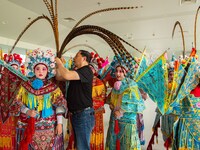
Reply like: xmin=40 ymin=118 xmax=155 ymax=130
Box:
xmin=34 ymin=64 xmax=48 ymax=80
xmin=11 ymin=64 xmax=19 ymax=70
xmin=168 ymin=71 xmax=174 ymax=82
xmin=115 ymin=66 xmax=126 ymax=81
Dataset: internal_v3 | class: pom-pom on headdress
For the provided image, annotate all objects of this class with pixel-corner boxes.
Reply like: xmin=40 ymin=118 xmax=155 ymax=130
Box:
xmin=90 ymin=52 xmax=109 ymax=69
xmin=90 ymin=52 xmax=109 ymax=76
xmin=3 ymin=53 xmax=25 ymax=74
xmin=25 ymin=48 xmax=56 ymax=79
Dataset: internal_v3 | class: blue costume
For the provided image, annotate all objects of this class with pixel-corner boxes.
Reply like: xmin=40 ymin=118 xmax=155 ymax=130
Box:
xmin=105 ymin=78 xmax=145 ymax=150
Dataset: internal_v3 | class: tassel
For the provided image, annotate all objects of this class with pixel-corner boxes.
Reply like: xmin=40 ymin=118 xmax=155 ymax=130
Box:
xmin=42 ymin=94 xmax=53 ymax=118
xmin=189 ymin=47 xmax=196 ymax=57
xmin=147 ymin=119 xmax=160 ymax=150
xmin=116 ymin=139 xmax=120 ymax=150
xmin=20 ymin=117 xmax=35 ymax=150
xmin=114 ymin=119 xmax=120 ymax=150
xmin=164 ymin=136 xmax=172 ymax=150
xmin=114 ymin=120 xmax=120 ymax=135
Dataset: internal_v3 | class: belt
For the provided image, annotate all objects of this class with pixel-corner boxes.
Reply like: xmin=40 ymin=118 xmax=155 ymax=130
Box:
xmin=71 ymin=107 xmax=91 ymax=115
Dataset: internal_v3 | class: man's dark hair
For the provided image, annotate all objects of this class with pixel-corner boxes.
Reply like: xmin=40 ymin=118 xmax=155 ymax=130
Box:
xmin=79 ymin=50 xmax=91 ymax=63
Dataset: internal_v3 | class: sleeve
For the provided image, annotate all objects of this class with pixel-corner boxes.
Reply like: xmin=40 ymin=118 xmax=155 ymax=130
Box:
xmin=121 ymin=82 xmax=145 ymax=114
xmin=51 ymin=87 xmax=68 ymax=116
xmin=76 ymin=66 xmax=93 ymax=83
xmin=9 ymin=86 xmax=27 ymax=116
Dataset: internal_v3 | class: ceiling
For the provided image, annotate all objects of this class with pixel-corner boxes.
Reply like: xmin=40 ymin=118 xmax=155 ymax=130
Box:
xmin=0 ymin=0 xmax=200 ymax=59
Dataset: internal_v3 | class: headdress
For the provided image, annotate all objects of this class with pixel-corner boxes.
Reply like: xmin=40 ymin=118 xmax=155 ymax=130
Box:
xmin=109 ymin=55 xmax=136 ymax=78
xmin=90 ymin=52 xmax=109 ymax=69
xmin=89 ymin=62 xmax=98 ymax=73
xmin=25 ymin=48 xmax=56 ymax=79
xmin=90 ymin=52 xmax=109 ymax=76
xmin=3 ymin=53 xmax=25 ymax=74
xmin=3 ymin=53 xmax=23 ymax=68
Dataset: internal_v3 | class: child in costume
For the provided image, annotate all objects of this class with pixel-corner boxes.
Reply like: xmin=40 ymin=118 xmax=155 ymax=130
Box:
xmin=9 ymin=48 xmax=67 ymax=150
xmin=89 ymin=62 xmax=106 ymax=150
xmin=105 ymin=64 xmax=145 ymax=150
xmin=169 ymin=57 xmax=200 ymax=150
xmin=0 ymin=53 xmax=24 ymax=150
xmin=134 ymin=50 xmax=200 ymax=150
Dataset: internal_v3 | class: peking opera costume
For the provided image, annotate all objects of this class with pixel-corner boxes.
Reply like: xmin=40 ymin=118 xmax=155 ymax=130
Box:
xmin=167 ymin=56 xmax=200 ymax=150
xmin=105 ymin=56 xmax=146 ymax=150
xmin=136 ymin=50 xmax=200 ymax=150
xmin=105 ymin=78 xmax=145 ymax=150
xmin=148 ymin=55 xmax=179 ymax=149
xmin=90 ymin=74 xmax=106 ymax=150
xmin=90 ymin=53 xmax=108 ymax=150
xmin=0 ymin=53 xmax=24 ymax=150
xmin=0 ymin=49 xmax=67 ymax=150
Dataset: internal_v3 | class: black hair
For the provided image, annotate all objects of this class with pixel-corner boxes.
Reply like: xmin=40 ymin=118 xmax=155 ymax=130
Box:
xmin=79 ymin=50 xmax=91 ymax=63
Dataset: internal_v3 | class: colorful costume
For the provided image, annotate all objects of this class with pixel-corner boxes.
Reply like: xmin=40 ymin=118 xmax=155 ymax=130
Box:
xmin=105 ymin=78 xmax=145 ymax=150
xmin=90 ymin=76 xmax=106 ymax=150
xmin=7 ymin=49 xmax=67 ymax=150
xmin=172 ymin=90 xmax=200 ymax=150
xmin=11 ymin=79 xmax=67 ymax=150
xmin=148 ymin=62 xmax=179 ymax=150
xmin=168 ymin=65 xmax=200 ymax=149
xmin=166 ymin=56 xmax=200 ymax=150
xmin=136 ymin=51 xmax=200 ymax=150
xmin=137 ymin=89 xmax=147 ymax=146
xmin=0 ymin=53 xmax=24 ymax=150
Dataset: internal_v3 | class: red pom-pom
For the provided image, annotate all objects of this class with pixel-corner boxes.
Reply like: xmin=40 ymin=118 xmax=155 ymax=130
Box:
xmin=97 ymin=59 xmax=100 ymax=63
xmin=100 ymin=57 xmax=104 ymax=61
xmin=114 ymin=120 xmax=120 ymax=134
xmin=9 ymin=55 xmax=13 ymax=59
xmin=94 ymin=53 xmax=98 ymax=58
xmin=4 ymin=54 xmax=7 ymax=58
xmin=98 ymin=64 xmax=101 ymax=68
xmin=9 ymin=58 xmax=12 ymax=62
xmin=3 ymin=54 xmax=8 ymax=61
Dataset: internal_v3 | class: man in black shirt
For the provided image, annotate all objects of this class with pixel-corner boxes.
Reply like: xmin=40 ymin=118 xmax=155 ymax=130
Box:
xmin=55 ymin=50 xmax=95 ymax=150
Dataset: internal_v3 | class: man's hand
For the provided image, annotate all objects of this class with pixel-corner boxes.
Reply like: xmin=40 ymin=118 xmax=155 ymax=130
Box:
xmin=55 ymin=57 xmax=64 ymax=68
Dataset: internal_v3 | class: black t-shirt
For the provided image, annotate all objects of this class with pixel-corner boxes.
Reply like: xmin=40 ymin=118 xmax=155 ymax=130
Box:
xmin=67 ymin=65 xmax=93 ymax=112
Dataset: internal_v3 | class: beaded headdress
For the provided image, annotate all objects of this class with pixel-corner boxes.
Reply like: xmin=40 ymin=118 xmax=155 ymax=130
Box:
xmin=109 ymin=55 xmax=136 ymax=78
xmin=25 ymin=48 xmax=56 ymax=79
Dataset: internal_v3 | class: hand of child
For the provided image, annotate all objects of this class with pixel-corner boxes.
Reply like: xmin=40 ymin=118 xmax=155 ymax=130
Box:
xmin=56 ymin=124 xmax=63 ymax=135
xmin=114 ymin=110 xmax=121 ymax=118
xmin=26 ymin=110 xmax=37 ymax=117
xmin=114 ymin=109 xmax=124 ymax=119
